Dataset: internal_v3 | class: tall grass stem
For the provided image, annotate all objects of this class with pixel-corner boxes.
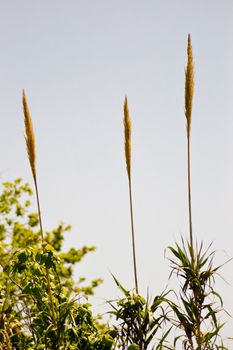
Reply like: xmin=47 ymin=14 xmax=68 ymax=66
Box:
xmin=185 ymin=34 xmax=194 ymax=262
xmin=124 ymin=97 xmax=139 ymax=294
xmin=22 ymin=90 xmax=58 ymax=342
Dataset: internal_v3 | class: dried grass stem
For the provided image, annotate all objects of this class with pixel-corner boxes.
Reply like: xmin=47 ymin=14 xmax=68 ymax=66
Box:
xmin=184 ymin=35 xmax=195 ymax=260
xmin=22 ymin=90 xmax=57 ymax=334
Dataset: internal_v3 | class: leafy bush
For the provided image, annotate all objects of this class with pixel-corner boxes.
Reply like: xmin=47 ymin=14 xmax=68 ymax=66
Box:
xmin=0 ymin=178 xmax=114 ymax=349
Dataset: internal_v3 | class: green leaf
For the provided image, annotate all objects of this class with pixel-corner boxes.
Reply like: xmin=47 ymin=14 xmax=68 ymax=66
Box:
xmin=127 ymin=344 xmax=140 ymax=350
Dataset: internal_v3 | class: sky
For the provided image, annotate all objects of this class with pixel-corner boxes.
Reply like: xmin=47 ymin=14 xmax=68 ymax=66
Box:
xmin=1 ymin=0 xmax=233 ymax=343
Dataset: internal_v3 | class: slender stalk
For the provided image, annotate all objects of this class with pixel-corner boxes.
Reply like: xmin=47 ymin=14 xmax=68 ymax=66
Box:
xmin=33 ymin=175 xmax=44 ymax=243
xmin=187 ymin=134 xmax=201 ymax=350
xmin=124 ymin=97 xmax=139 ymax=294
xmin=33 ymin=174 xmax=56 ymax=324
xmin=187 ymin=135 xmax=194 ymax=260
xmin=128 ymin=176 xmax=139 ymax=294
xmin=34 ymin=174 xmax=60 ymax=348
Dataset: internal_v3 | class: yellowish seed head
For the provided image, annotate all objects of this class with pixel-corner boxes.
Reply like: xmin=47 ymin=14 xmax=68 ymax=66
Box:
xmin=124 ymin=96 xmax=131 ymax=180
xmin=185 ymin=34 xmax=194 ymax=138
xmin=22 ymin=90 xmax=36 ymax=179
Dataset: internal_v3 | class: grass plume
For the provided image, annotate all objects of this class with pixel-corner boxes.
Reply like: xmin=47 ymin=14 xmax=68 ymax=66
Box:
xmin=22 ymin=90 xmax=36 ymax=180
xmin=123 ymin=96 xmax=138 ymax=294
xmin=124 ymin=96 xmax=131 ymax=181
xmin=185 ymin=33 xmax=194 ymax=139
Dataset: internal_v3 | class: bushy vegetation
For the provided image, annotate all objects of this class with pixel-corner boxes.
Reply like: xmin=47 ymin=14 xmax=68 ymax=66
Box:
xmin=0 ymin=178 xmax=113 ymax=349
xmin=0 ymin=35 xmax=231 ymax=349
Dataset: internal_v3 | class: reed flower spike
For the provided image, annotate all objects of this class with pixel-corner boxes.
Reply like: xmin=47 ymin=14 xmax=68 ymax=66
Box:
xmin=22 ymin=90 xmax=36 ymax=179
xmin=124 ymin=96 xmax=131 ymax=181
xmin=185 ymin=33 xmax=194 ymax=138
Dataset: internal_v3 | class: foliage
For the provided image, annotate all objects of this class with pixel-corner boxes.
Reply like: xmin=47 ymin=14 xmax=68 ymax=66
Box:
xmin=109 ymin=276 xmax=172 ymax=350
xmin=0 ymin=178 xmax=115 ymax=349
xmin=167 ymin=237 xmax=228 ymax=350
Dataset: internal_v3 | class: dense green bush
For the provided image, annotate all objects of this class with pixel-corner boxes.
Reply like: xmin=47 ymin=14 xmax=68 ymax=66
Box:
xmin=0 ymin=178 xmax=115 ymax=349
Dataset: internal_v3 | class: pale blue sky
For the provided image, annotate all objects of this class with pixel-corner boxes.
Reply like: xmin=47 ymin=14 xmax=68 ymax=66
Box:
xmin=1 ymin=0 xmax=233 ymax=342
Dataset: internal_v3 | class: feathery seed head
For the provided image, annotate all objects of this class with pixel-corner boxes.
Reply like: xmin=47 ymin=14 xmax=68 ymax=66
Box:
xmin=124 ymin=96 xmax=131 ymax=180
xmin=22 ymin=90 xmax=36 ymax=179
xmin=185 ymin=33 xmax=194 ymax=138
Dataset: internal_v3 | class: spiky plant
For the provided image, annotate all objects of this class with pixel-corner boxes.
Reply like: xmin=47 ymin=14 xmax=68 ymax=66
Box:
xmin=168 ymin=239 xmax=227 ymax=350
xmin=123 ymin=96 xmax=139 ymax=294
xmin=109 ymin=276 xmax=171 ymax=350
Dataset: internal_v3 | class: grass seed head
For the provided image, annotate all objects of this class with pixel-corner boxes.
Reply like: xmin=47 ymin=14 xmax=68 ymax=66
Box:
xmin=22 ymin=90 xmax=36 ymax=179
xmin=124 ymin=96 xmax=131 ymax=180
xmin=185 ymin=34 xmax=194 ymax=138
